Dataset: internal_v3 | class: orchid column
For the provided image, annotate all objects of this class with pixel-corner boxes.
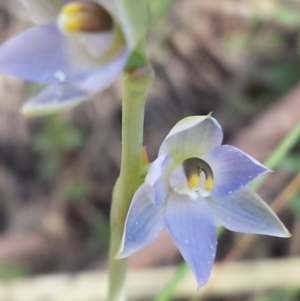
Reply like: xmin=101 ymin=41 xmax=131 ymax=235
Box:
xmin=0 ymin=1 xmax=152 ymax=300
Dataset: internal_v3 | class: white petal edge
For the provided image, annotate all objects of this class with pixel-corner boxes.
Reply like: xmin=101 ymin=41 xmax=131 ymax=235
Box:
xmin=164 ymin=116 xmax=209 ymax=140
xmin=21 ymin=82 xmax=91 ymax=116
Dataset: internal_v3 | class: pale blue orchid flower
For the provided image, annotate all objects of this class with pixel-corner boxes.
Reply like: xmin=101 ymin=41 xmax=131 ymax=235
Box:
xmin=0 ymin=0 xmax=130 ymax=115
xmin=117 ymin=115 xmax=290 ymax=287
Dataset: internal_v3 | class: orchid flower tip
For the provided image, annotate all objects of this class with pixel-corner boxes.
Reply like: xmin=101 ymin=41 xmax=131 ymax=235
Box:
xmin=285 ymin=229 xmax=292 ymax=238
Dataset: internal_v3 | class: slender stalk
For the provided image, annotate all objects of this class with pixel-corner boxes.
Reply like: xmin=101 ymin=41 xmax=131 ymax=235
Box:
xmin=154 ymin=263 xmax=190 ymax=301
xmin=108 ymin=66 xmax=153 ymax=301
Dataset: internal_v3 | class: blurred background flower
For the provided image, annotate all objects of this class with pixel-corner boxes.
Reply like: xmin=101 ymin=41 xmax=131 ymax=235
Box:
xmin=0 ymin=0 xmax=129 ymax=115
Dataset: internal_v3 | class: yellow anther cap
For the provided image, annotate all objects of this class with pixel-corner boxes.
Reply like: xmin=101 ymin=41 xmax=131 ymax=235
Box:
xmin=59 ymin=1 xmax=113 ymax=33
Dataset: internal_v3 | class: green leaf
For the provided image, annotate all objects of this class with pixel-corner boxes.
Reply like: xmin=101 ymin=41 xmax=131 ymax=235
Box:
xmin=273 ymin=4 xmax=300 ymax=27
xmin=289 ymin=193 xmax=300 ymax=219
xmin=279 ymin=155 xmax=300 ymax=173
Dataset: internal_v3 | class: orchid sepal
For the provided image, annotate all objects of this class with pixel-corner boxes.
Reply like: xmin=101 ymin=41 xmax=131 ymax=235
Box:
xmin=207 ymin=187 xmax=291 ymax=237
xmin=114 ymin=0 xmax=149 ymax=51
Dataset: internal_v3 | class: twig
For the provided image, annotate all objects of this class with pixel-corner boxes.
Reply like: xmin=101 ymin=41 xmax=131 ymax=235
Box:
xmin=0 ymin=257 xmax=300 ymax=301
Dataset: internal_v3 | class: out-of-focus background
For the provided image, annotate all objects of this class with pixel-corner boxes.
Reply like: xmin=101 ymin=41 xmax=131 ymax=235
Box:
xmin=0 ymin=0 xmax=300 ymax=300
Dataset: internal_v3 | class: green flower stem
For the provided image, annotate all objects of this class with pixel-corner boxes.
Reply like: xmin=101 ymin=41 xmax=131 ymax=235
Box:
xmin=108 ymin=66 xmax=154 ymax=301
xmin=154 ymin=122 xmax=300 ymax=301
xmin=153 ymin=260 xmax=190 ymax=301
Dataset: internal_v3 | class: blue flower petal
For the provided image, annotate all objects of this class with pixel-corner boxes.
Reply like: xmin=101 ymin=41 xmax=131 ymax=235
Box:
xmin=0 ymin=23 xmax=128 ymax=88
xmin=144 ymin=154 xmax=173 ymax=206
xmin=21 ymin=82 xmax=90 ymax=116
xmin=0 ymin=23 xmax=71 ymax=83
xmin=165 ymin=192 xmax=217 ymax=287
xmin=203 ymin=145 xmax=269 ymax=198
xmin=117 ymin=184 xmax=166 ymax=258
xmin=207 ymin=187 xmax=291 ymax=237
xmin=76 ymin=49 xmax=129 ymax=92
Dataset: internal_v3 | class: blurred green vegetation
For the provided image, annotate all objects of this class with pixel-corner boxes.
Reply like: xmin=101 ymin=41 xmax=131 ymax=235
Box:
xmin=93 ymin=219 xmax=110 ymax=250
xmin=32 ymin=115 xmax=86 ymax=181
xmin=65 ymin=180 xmax=89 ymax=204
xmin=280 ymin=155 xmax=300 ymax=174
xmin=149 ymin=0 xmax=173 ymax=28
xmin=0 ymin=263 xmax=28 ymax=279
xmin=290 ymin=194 xmax=300 ymax=219
xmin=251 ymin=289 xmax=300 ymax=301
